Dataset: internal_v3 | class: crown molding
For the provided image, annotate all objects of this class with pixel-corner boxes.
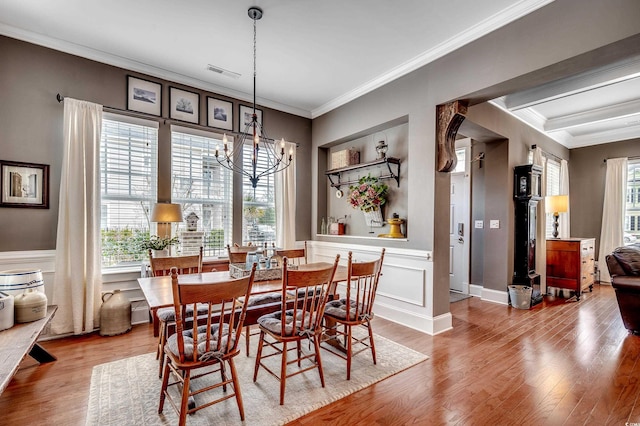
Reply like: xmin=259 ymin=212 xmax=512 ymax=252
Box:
xmin=311 ymin=0 xmax=555 ymax=118
xmin=567 ymin=125 xmax=640 ymax=148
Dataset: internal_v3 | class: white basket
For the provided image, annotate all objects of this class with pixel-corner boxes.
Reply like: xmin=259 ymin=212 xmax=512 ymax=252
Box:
xmin=508 ymin=285 xmax=532 ymax=309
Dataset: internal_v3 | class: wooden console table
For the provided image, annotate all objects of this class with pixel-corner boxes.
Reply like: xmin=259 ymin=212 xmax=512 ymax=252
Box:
xmin=0 ymin=305 xmax=58 ymax=394
xmin=546 ymin=238 xmax=596 ymax=300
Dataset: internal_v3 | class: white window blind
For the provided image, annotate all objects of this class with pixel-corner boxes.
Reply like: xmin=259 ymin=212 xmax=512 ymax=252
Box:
xmin=171 ymin=127 xmax=233 ymax=256
xmin=625 ymin=160 xmax=640 ymax=241
xmin=545 ymin=158 xmax=561 ymax=238
xmin=242 ymin=143 xmax=276 ymax=246
xmin=100 ymin=115 xmax=158 ymax=267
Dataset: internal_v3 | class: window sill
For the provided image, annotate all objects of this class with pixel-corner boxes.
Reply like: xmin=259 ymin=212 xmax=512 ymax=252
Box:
xmin=315 ymin=233 xmax=409 ymax=242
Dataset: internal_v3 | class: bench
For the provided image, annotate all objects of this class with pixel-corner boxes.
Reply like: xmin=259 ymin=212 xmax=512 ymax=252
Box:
xmin=0 ymin=305 xmax=57 ymax=394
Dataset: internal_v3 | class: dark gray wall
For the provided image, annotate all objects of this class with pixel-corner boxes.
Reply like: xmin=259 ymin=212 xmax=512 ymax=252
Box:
xmin=0 ymin=36 xmax=312 ymax=251
xmin=570 ymin=138 xmax=640 ymax=258
xmin=312 ymin=0 xmax=640 ymax=314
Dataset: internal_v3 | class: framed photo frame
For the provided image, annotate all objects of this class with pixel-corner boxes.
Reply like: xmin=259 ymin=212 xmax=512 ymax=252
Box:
xmin=239 ymin=104 xmax=263 ymax=130
xmin=0 ymin=160 xmax=49 ymax=209
xmin=207 ymin=97 xmax=233 ymax=131
xmin=126 ymin=75 xmax=162 ymax=116
xmin=170 ymin=87 xmax=200 ymax=124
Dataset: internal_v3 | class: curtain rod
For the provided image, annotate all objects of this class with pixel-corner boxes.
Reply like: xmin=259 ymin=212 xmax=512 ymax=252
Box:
xmin=604 ymin=156 xmax=640 ymax=163
xmin=56 ymin=93 xmax=299 ymax=147
xmin=530 ymin=144 xmax=564 ymax=163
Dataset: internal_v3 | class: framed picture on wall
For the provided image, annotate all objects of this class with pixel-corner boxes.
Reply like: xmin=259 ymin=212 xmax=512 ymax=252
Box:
xmin=239 ymin=104 xmax=263 ymax=130
xmin=0 ymin=160 xmax=49 ymax=209
xmin=126 ymin=75 xmax=162 ymax=116
xmin=169 ymin=86 xmax=200 ymax=124
xmin=207 ymin=97 xmax=233 ymax=131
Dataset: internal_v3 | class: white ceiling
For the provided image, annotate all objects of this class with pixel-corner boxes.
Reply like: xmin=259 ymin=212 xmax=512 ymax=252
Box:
xmin=1 ymin=0 xmax=637 ymax=148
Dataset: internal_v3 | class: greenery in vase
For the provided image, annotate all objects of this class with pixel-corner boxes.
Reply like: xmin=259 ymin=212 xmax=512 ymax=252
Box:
xmin=347 ymin=175 xmax=388 ymax=212
xmin=139 ymin=235 xmax=179 ymax=251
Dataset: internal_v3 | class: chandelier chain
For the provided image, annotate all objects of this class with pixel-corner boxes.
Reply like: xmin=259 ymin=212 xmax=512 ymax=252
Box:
xmin=253 ymin=13 xmax=257 ymax=112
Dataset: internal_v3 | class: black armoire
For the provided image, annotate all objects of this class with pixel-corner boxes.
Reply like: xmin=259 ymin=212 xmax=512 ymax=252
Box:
xmin=513 ymin=164 xmax=543 ymax=305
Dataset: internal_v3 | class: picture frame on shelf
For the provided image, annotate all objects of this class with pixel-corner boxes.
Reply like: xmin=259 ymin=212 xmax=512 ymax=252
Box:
xmin=0 ymin=160 xmax=49 ymax=209
xmin=169 ymin=86 xmax=200 ymax=124
xmin=239 ymin=104 xmax=263 ymax=130
xmin=126 ymin=75 xmax=162 ymax=117
xmin=207 ymin=97 xmax=233 ymax=131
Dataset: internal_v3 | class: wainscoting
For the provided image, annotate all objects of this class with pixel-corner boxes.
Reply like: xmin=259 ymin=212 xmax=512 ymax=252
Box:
xmin=0 ymin=243 xmax=449 ymax=335
xmin=0 ymin=250 xmax=149 ymax=327
xmin=307 ymin=241 xmax=448 ymax=335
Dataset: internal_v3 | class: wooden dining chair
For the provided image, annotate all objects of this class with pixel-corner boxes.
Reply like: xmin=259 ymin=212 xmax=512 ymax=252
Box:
xmin=227 ymin=244 xmax=250 ymax=264
xmin=149 ymin=247 xmax=203 ymax=276
xmin=149 ymin=247 xmax=203 ymax=378
xmin=253 ymin=255 xmax=340 ymax=405
xmin=322 ymin=248 xmax=385 ymax=380
xmin=159 ymin=265 xmax=256 ymax=426
xmin=275 ymin=241 xmax=307 ymax=266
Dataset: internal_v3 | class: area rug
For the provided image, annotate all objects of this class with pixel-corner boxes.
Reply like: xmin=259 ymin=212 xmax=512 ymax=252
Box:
xmin=450 ymin=291 xmax=472 ymax=303
xmin=86 ymin=333 xmax=428 ymax=425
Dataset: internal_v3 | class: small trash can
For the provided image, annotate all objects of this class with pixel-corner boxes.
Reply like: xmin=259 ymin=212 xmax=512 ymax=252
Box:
xmin=508 ymin=285 xmax=532 ymax=309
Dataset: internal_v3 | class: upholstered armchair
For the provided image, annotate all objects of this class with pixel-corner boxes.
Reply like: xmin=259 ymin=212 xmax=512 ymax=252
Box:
xmin=605 ymin=244 xmax=640 ymax=334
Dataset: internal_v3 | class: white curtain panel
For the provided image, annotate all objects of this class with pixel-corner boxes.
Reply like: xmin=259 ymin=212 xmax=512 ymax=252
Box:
xmin=51 ymin=98 xmax=103 ymax=335
xmin=559 ymin=159 xmax=571 ymax=238
xmin=275 ymin=141 xmax=296 ymax=249
xmin=598 ymin=157 xmax=628 ymax=283
xmin=533 ymin=148 xmax=547 ymax=293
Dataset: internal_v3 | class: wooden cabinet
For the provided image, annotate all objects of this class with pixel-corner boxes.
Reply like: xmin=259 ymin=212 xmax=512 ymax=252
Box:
xmin=546 ymin=238 xmax=595 ymax=300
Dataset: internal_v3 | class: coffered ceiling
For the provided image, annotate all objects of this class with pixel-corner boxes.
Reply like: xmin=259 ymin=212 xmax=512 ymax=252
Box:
xmin=490 ymin=56 xmax=640 ymax=148
xmin=1 ymin=0 xmax=637 ymax=148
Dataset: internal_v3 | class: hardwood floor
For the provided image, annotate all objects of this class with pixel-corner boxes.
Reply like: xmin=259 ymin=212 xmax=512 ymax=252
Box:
xmin=1 ymin=284 xmax=639 ymax=425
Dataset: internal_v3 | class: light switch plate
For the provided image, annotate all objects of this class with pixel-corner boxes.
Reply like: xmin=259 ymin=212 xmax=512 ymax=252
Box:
xmin=475 ymin=220 xmax=484 ymax=229
xmin=490 ymin=220 xmax=500 ymax=229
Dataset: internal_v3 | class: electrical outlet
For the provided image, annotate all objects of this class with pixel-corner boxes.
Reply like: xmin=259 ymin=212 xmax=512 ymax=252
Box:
xmin=490 ymin=220 xmax=500 ymax=229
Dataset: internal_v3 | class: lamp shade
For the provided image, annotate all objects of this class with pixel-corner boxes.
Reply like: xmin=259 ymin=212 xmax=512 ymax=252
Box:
xmin=545 ymin=195 xmax=568 ymax=214
xmin=150 ymin=203 xmax=183 ymax=223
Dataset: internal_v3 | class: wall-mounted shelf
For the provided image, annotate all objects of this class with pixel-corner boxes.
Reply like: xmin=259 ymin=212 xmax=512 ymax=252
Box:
xmin=325 ymin=157 xmax=401 ymax=190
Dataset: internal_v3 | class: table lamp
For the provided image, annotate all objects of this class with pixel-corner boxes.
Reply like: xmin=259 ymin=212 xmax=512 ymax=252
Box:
xmin=150 ymin=203 xmax=183 ymax=253
xmin=545 ymin=195 xmax=568 ymax=238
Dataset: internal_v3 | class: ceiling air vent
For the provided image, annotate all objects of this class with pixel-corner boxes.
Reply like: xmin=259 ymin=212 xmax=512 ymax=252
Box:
xmin=206 ymin=64 xmax=241 ymax=80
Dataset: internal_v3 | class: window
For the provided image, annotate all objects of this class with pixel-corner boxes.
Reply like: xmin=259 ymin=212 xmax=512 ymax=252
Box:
xmin=545 ymin=158 xmax=561 ymax=238
xmin=100 ymin=114 xmax=158 ymax=267
xmin=452 ymin=148 xmax=466 ymax=173
xmin=171 ymin=126 xmax=233 ymax=256
xmin=242 ymin=143 xmax=276 ymax=246
xmin=625 ymin=160 xmax=640 ymax=244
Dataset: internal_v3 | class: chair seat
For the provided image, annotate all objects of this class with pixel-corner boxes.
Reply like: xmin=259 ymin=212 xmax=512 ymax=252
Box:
xmin=257 ymin=309 xmax=318 ymax=336
xmin=247 ymin=292 xmax=282 ymax=306
xmin=166 ymin=323 xmax=236 ymax=359
xmin=157 ymin=303 xmax=211 ymax=322
xmin=324 ymin=298 xmax=369 ymax=321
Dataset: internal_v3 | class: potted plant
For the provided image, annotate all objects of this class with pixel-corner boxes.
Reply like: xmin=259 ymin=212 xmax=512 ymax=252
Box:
xmin=140 ymin=235 xmax=179 ymax=257
xmin=347 ymin=175 xmax=388 ymax=227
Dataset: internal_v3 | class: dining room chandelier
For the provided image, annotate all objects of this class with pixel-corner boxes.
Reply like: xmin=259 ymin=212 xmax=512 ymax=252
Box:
xmin=215 ymin=6 xmax=293 ymax=189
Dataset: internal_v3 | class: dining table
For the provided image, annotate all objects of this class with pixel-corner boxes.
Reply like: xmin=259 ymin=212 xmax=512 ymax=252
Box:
xmin=138 ymin=262 xmax=347 ymax=337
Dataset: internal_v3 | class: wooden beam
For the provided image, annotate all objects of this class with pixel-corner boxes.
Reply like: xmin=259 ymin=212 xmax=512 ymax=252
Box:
xmin=436 ymin=100 xmax=468 ymax=172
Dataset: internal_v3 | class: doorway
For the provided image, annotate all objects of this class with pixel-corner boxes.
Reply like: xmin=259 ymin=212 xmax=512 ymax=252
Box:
xmin=449 ymin=139 xmax=470 ymax=293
